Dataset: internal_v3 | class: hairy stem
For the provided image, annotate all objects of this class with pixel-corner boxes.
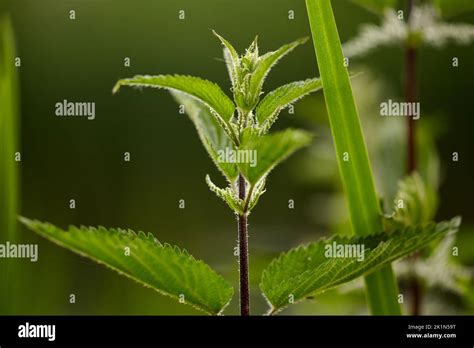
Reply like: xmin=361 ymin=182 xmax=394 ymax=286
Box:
xmin=238 ymin=174 xmax=250 ymax=316
xmin=405 ymin=0 xmax=421 ymax=316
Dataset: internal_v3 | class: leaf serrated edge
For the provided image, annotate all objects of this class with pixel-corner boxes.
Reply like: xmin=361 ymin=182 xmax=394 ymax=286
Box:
xmin=113 ymin=75 xmax=239 ymax=145
xmin=19 ymin=217 xmax=233 ymax=315
xmin=261 ymin=217 xmax=461 ymax=313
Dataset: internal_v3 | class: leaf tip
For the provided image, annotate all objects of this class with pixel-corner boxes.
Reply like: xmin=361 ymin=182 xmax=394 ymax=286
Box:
xmin=112 ymin=81 xmax=122 ymax=95
xmin=297 ymin=36 xmax=310 ymax=45
xmin=18 ymin=216 xmax=33 ymax=227
xmin=212 ymin=30 xmax=226 ymax=43
xmin=450 ymin=216 xmax=462 ymax=229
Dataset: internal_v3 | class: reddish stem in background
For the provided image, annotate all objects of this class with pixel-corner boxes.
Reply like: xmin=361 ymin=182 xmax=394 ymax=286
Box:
xmin=406 ymin=0 xmax=421 ymax=316
xmin=406 ymin=45 xmax=417 ymax=174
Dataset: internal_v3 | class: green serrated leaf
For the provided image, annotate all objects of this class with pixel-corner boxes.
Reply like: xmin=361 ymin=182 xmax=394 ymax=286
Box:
xmin=245 ymin=37 xmax=308 ymax=111
xmin=349 ymin=0 xmax=397 ymax=16
xmin=248 ymin=177 xmax=266 ymax=212
xmin=306 ymin=0 xmax=401 ymax=315
xmin=261 ymin=217 xmax=461 ymax=314
xmin=392 ymin=172 xmax=438 ymax=226
xmin=244 ymin=35 xmax=259 ymax=63
xmin=433 ymin=0 xmax=474 ymax=17
xmin=20 ymin=218 xmax=234 ymax=315
xmin=238 ymin=129 xmax=313 ymax=185
xmin=113 ymin=74 xmax=237 ymax=143
xmin=213 ymin=30 xmax=240 ymax=87
xmin=171 ymin=92 xmax=239 ymax=182
xmin=256 ymin=78 xmax=322 ymax=134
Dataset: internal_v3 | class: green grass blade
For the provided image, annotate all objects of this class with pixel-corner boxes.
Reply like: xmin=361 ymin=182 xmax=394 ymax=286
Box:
xmin=0 ymin=14 xmax=19 ymax=314
xmin=20 ymin=218 xmax=234 ymax=315
xmin=305 ymin=0 xmax=401 ymax=314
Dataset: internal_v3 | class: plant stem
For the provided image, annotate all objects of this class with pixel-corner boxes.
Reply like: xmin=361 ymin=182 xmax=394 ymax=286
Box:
xmin=406 ymin=0 xmax=417 ymax=174
xmin=405 ymin=0 xmax=421 ymax=316
xmin=238 ymin=174 xmax=250 ymax=316
xmin=406 ymin=46 xmax=416 ymax=173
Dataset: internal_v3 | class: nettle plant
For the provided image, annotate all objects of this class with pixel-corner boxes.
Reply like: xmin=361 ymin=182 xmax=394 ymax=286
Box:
xmin=112 ymin=32 xmax=322 ymax=315
xmin=20 ymin=27 xmax=460 ymax=316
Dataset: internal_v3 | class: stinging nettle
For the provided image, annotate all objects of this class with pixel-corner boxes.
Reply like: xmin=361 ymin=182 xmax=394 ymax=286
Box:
xmin=113 ymin=31 xmax=322 ymax=218
xmin=113 ymin=31 xmax=322 ymax=315
xmin=19 ymin=21 xmax=462 ymax=316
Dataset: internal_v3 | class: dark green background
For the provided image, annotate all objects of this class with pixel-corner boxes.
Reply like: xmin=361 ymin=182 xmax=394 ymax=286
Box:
xmin=2 ymin=0 xmax=473 ymax=314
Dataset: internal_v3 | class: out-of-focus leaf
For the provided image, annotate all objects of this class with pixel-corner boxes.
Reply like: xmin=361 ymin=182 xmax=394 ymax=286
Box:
xmin=395 ymin=233 xmax=472 ymax=296
xmin=391 ymin=172 xmax=438 ymax=226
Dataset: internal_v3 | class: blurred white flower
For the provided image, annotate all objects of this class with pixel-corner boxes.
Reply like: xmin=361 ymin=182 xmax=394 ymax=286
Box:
xmin=395 ymin=234 xmax=473 ymax=295
xmin=343 ymin=5 xmax=474 ymax=58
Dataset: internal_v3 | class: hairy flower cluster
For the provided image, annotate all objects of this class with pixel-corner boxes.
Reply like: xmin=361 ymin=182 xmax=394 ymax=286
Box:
xmin=343 ymin=5 xmax=474 ymax=58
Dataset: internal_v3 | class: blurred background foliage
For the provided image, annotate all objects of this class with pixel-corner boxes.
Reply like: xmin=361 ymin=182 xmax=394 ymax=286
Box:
xmin=0 ymin=0 xmax=472 ymax=315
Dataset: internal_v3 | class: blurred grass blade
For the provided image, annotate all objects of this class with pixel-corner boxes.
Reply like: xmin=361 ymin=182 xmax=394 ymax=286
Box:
xmin=20 ymin=218 xmax=234 ymax=315
xmin=433 ymin=0 xmax=474 ymax=18
xmin=261 ymin=217 xmax=460 ymax=314
xmin=305 ymin=0 xmax=401 ymax=314
xmin=349 ymin=0 xmax=396 ymax=16
xmin=0 ymin=14 xmax=19 ymax=314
